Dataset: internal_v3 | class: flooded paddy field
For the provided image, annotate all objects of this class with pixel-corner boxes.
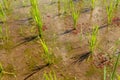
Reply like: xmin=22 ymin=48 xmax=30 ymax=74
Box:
xmin=0 ymin=0 xmax=120 ymax=80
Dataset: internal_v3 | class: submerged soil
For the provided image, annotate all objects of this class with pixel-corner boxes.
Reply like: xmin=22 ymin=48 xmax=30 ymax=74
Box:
xmin=0 ymin=0 xmax=120 ymax=80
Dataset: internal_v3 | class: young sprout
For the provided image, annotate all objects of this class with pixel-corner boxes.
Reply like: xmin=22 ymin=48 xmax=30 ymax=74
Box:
xmin=0 ymin=63 xmax=16 ymax=79
xmin=70 ymin=0 xmax=80 ymax=30
xmin=0 ymin=2 xmax=6 ymax=22
xmin=30 ymin=0 xmax=43 ymax=38
xmin=43 ymin=71 xmax=57 ymax=80
xmin=40 ymin=39 xmax=55 ymax=65
xmin=106 ymin=1 xmax=115 ymax=25
xmin=89 ymin=25 xmax=99 ymax=54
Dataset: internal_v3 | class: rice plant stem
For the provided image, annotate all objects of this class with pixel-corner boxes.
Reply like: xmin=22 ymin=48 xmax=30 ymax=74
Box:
xmin=104 ymin=66 xmax=107 ymax=80
xmin=111 ymin=53 xmax=120 ymax=80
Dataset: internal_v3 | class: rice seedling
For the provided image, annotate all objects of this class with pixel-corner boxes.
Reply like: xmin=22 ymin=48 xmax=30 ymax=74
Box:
xmin=91 ymin=0 xmax=96 ymax=9
xmin=62 ymin=0 xmax=69 ymax=14
xmin=57 ymin=0 xmax=61 ymax=15
xmin=106 ymin=1 xmax=115 ymax=25
xmin=89 ymin=25 xmax=99 ymax=54
xmin=43 ymin=71 xmax=57 ymax=80
xmin=70 ymin=0 xmax=80 ymax=30
xmin=40 ymin=39 xmax=55 ymax=65
xmin=0 ymin=26 xmax=2 ymax=39
xmin=0 ymin=63 xmax=16 ymax=79
xmin=0 ymin=2 xmax=6 ymax=22
xmin=30 ymin=0 xmax=43 ymax=38
xmin=110 ymin=52 xmax=120 ymax=80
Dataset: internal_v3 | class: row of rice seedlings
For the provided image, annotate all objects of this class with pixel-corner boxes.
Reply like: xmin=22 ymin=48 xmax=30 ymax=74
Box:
xmin=0 ymin=63 xmax=16 ymax=79
xmin=40 ymin=39 xmax=55 ymax=65
xmin=70 ymin=0 xmax=80 ymax=30
xmin=89 ymin=25 xmax=99 ymax=55
xmin=43 ymin=71 xmax=57 ymax=80
xmin=30 ymin=0 xmax=43 ymax=38
xmin=106 ymin=0 xmax=115 ymax=25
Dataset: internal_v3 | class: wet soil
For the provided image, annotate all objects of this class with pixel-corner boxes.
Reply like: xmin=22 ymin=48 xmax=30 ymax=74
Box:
xmin=0 ymin=0 xmax=120 ymax=80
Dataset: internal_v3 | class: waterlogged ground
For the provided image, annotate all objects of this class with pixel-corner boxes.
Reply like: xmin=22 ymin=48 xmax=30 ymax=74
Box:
xmin=0 ymin=0 xmax=120 ymax=80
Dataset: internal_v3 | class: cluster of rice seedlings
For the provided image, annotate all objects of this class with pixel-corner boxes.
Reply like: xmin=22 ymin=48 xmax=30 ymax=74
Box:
xmin=0 ymin=63 xmax=16 ymax=79
xmin=89 ymin=25 xmax=99 ymax=54
xmin=30 ymin=0 xmax=43 ymax=38
xmin=106 ymin=1 xmax=115 ymax=25
xmin=43 ymin=71 xmax=57 ymax=80
xmin=40 ymin=39 xmax=55 ymax=65
xmin=70 ymin=0 xmax=80 ymax=30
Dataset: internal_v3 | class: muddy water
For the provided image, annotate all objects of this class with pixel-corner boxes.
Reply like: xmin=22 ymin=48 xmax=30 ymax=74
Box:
xmin=0 ymin=0 xmax=120 ymax=80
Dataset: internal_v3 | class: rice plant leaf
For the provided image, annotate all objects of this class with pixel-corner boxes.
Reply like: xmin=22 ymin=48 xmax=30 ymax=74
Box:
xmin=111 ymin=53 xmax=120 ymax=80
